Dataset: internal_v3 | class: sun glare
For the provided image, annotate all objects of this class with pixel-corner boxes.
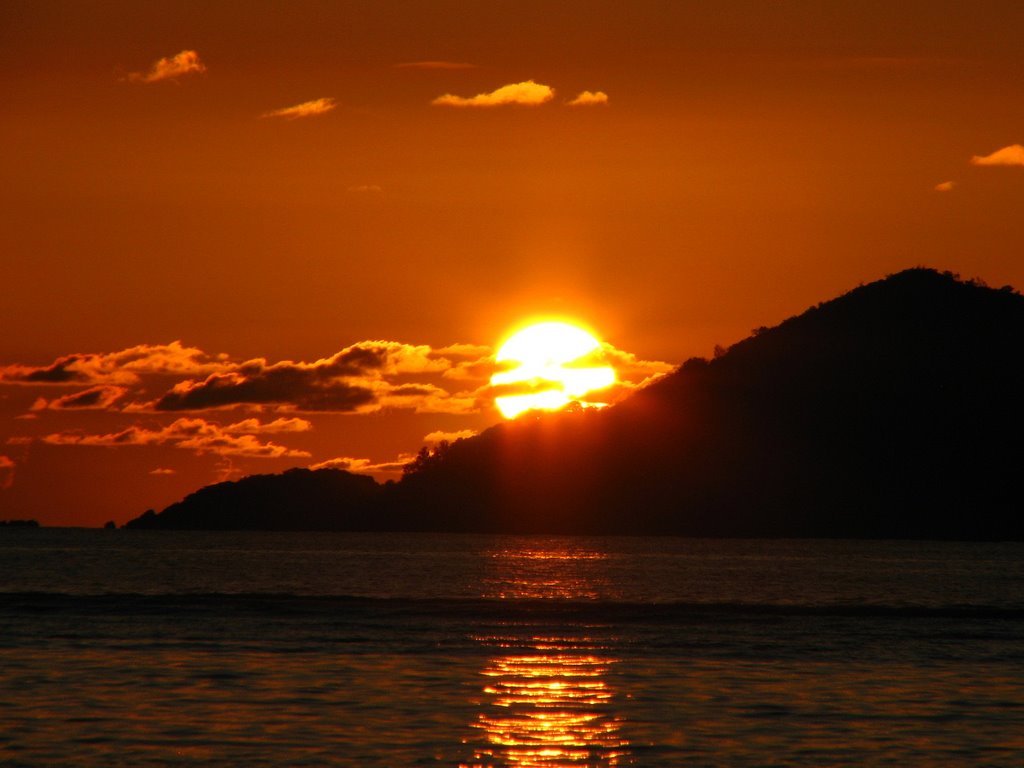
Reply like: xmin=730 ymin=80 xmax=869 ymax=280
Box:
xmin=491 ymin=321 xmax=616 ymax=419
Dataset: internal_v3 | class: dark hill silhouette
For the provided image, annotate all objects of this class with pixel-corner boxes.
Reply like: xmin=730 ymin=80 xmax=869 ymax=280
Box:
xmin=127 ymin=269 xmax=1024 ymax=539
xmin=126 ymin=467 xmax=382 ymax=531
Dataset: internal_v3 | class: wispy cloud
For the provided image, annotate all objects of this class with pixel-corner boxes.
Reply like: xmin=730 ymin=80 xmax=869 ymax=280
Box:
xmin=0 ymin=455 xmax=14 ymax=490
xmin=423 ymin=429 xmax=477 ymax=444
xmin=308 ymin=456 xmax=373 ymax=472
xmin=396 ymin=61 xmax=476 ymax=70
xmin=934 ymin=181 xmax=955 ymax=192
xmin=150 ymin=467 xmax=177 ymax=475
xmin=43 ymin=418 xmax=311 ymax=459
xmin=219 ymin=417 xmax=312 ymax=434
xmin=970 ymin=144 xmax=1024 ymax=167
xmin=348 ymin=184 xmax=382 ymax=193
xmin=436 ymin=343 xmax=491 ymax=357
xmin=309 ymin=453 xmax=416 ymax=478
xmin=261 ymin=97 xmax=336 ymax=120
xmin=567 ymin=90 xmax=609 ymax=106
xmin=128 ymin=50 xmax=206 ymax=84
xmin=594 ymin=344 xmax=675 ymax=385
xmin=432 ymin=80 xmax=554 ymax=107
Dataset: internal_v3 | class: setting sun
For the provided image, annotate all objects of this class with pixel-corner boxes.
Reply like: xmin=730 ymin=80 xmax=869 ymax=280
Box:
xmin=491 ymin=321 xmax=616 ymax=419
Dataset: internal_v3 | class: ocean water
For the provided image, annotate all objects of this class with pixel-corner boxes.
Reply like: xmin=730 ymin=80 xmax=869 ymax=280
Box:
xmin=1 ymin=530 xmax=1022 ymax=766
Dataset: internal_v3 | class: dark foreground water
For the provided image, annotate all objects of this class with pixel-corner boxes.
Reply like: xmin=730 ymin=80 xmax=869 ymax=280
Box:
xmin=1 ymin=530 xmax=1022 ymax=766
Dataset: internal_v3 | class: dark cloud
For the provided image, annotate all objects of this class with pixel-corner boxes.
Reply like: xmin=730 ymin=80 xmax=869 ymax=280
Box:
xmin=2 ymin=340 xmax=485 ymax=415
xmin=22 ymin=357 xmax=84 ymax=383
xmin=153 ymin=342 xmax=461 ymax=413
xmin=58 ymin=388 xmax=108 ymax=407
xmin=33 ymin=385 xmax=127 ymax=410
xmin=0 ymin=342 xmax=226 ymax=386
xmin=155 ymin=371 xmax=377 ymax=412
xmin=2 ymin=338 xmax=672 ymax=421
xmin=389 ymin=384 xmax=438 ymax=396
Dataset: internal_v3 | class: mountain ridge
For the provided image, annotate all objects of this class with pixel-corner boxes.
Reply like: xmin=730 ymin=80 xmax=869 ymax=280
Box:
xmin=127 ymin=268 xmax=1024 ymax=539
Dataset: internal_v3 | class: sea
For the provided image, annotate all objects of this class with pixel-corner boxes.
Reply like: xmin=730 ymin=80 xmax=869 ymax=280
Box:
xmin=1 ymin=530 xmax=1022 ymax=766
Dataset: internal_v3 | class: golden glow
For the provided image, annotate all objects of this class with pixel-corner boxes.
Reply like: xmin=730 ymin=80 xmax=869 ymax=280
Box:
xmin=470 ymin=650 xmax=628 ymax=766
xmin=491 ymin=321 xmax=616 ymax=419
xmin=463 ymin=540 xmax=630 ymax=767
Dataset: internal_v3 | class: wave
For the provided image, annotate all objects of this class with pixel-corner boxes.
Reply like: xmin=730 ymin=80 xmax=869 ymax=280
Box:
xmin=3 ymin=591 xmax=1022 ymax=622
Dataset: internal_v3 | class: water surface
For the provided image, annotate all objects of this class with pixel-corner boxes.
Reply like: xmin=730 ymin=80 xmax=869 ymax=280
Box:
xmin=1 ymin=530 xmax=1022 ymax=765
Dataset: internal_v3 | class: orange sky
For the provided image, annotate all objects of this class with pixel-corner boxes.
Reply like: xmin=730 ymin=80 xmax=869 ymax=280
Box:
xmin=2 ymin=1 xmax=1023 ymax=526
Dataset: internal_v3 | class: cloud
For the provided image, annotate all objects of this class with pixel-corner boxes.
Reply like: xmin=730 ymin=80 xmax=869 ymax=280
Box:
xmin=1 ymin=339 xmax=493 ymax=417
xmin=308 ymin=456 xmax=370 ymax=472
xmin=152 ymin=341 xmax=472 ymax=413
xmin=970 ymin=144 xmax=1024 ymax=167
xmin=309 ymin=453 xmax=416 ymax=478
xmin=423 ymin=429 xmax=477 ymax=444
xmin=0 ymin=455 xmax=14 ymax=490
xmin=396 ymin=61 xmax=476 ymax=70
xmin=0 ymin=341 xmax=227 ymax=387
xmin=347 ymin=184 xmax=382 ymax=193
xmin=31 ymin=385 xmax=127 ymax=411
xmin=128 ymin=50 xmax=206 ymax=84
xmin=934 ymin=181 xmax=955 ymax=192
xmin=309 ymin=456 xmax=380 ymax=473
xmin=2 ymin=336 xmax=672 ymax=423
xmin=567 ymin=90 xmax=609 ymax=106
xmin=468 ymin=341 xmax=674 ymax=411
xmin=435 ymin=343 xmax=491 ymax=357
xmin=261 ymin=97 xmax=336 ymax=120
xmin=155 ymin=372 xmax=376 ymax=413
xmin=432 ymin=80 xmax=554 ymax=107
xmin=42 ymin=418 xmax=310 ymax=459
xmin=150 ymin=468 xmax=177 ymax=475
xmin=591 ymin=344 xmax=675 ymax=385
xmin=440 ymin=344 xmax=499 ymax=382
xmin=222 ymin=417 xmax=312 ymax=434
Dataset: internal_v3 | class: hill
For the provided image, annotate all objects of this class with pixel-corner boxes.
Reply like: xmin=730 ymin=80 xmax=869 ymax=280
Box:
xmin=126 ymin=467 xmax=382 ymax=531
xmin=127 ymin=268 xmax=1024 ymax=539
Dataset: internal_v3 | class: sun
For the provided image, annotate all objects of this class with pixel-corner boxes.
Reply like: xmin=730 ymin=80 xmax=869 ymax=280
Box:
xmin=491 ymin=321 xmax=616 ymax=419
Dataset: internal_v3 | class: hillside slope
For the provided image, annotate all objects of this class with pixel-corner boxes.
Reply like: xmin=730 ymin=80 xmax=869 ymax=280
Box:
xmin=129 ymin=269 xmax=1024 ymax=539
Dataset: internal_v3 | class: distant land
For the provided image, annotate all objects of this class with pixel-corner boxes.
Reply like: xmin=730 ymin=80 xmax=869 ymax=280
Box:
xmin=127 ymin=269 xmax=1024 ymax=540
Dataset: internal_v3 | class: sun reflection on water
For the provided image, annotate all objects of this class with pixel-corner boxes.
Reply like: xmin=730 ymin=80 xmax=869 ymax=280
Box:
xmin=463 ymin=542 xmax=630 ymax=767
xmin=481 ymin=544 xmax=614 ymax=601
xmin=469 ymin=650 xmax=628 ymax=767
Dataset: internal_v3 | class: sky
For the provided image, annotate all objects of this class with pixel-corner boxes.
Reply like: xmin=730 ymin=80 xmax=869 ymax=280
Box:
xmin=2 ymin=1 xmax=1023 ymax=526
